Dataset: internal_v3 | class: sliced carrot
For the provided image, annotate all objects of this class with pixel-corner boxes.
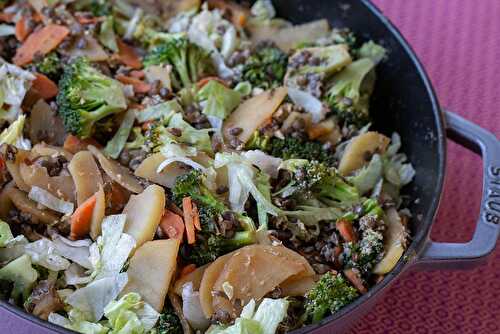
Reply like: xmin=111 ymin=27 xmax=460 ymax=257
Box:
xmin=32 ymin=12 xmax=44 ymax=23
xmin=63 ymin=135 xmax=102 ymax=154
xmin=13 ymin=24 xmax=70 ymax=66
xmin=31 ymin=73 xmax=58 ymax=100
xmin=15 ymin=17 xmax=31 ymax=42
xmin=70 ymin=193 xmax=97 ymax=239
xmin=343 ymin=269 xmax=367 ymax=294
xmin=179 ymin=264 xmax=197 ymax=278
xmin=160 ymin=209 xmax=185 ymax=241
xmin=116 ymin=40 xmax=143 ymax=70
xmin=192 ymin=202 xmax=201 ymax=231
xmin=196 ymin=76 xmax=228 ymax=89
xmin=116 ymin=74 xmax=151 ymax=94
xmin=336 ymin=219 xmax=358 ymax=243
xmin=130 ymin=70 xmax=145 ymax=79
xmin=207 ymin=0 xmax=249 ymax=28
xmin=0 ymin=13 xmax=14 ymax=23
xmin=75 ymin=14 xmax=104 ymax=25
xmin=183 ymin=197 xmax=196 ymax=245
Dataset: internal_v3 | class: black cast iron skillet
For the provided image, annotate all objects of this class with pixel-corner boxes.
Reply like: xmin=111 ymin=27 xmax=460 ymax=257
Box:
xmin=1 ymin=0 xmax=499 ymax=333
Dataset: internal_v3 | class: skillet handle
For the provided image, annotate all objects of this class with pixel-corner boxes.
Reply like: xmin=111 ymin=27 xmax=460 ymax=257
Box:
xmin=416 ymin=110 xmax=500 ymax=269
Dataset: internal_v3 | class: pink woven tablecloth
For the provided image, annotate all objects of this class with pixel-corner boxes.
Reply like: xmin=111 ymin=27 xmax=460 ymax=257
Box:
xmin=1 ymin=1 xmax=499 ymax=333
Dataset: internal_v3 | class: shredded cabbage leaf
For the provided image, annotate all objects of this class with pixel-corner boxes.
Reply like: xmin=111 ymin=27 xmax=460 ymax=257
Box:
xmin=208 ymin=298 xmax=289 ymax=334
xmin=0 ymin=114 xmax=31 ymax=149
xmin=0 ymin=60 xmax=35 ymax=122
xmin=28 ymin=186 xmax=74 ymax=215
xmin=197 ymin=80 xmax=241 ymax=121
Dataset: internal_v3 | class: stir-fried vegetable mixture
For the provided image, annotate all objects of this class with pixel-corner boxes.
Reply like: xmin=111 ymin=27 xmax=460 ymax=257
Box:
xmin=0 ymin=0 xmax=416 ymax=333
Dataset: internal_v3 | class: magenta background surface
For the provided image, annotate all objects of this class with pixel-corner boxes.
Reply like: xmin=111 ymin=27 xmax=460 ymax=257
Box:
xmin=1 ymin=0 xmax=499 ymax=333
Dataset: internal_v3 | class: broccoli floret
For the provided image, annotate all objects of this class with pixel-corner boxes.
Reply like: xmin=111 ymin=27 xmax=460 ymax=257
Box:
xmin=144 ymin=122 xmax=174 ymax=153
xmin=155 ymin=302 xmax=182 ymax=334
xmin=325 ymin=58 xmax=376 ymax=126
xmin=278 ymin=160 xmax=360 ymax=206
xmin=124 ymin=127 xmax=146 ymax=150
xmin=174 ymin=170 xmax=256 ymax=266
xmin=303 ymin=271 xmax=358 ymax=324
xmin=245 ymin=130 xmax=271 ymax=151
xmin=172 ymin=170 xmax=225 ymax=213
xmin=241 ymin=44 xmax=288 ymax=89
xmin=57 ymin=57 xmax=127 ymax=138
xmin=267 ymin=137 xmax=336 ymax=166
xmin=33 ymin=52 xmax=61 ymax=80
xmin=285 ymin=45 xmax=352 ymax=97
xmin=73 ymin=0 xmax=111 ymax=16
xmin=144 ymin=36 xmax=214 ymax=90
xmin=341 ymin=199 xmax=385 ymax=276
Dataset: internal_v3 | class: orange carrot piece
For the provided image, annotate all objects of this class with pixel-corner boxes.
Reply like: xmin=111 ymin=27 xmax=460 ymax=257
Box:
xmin=160 ymin=209 xmax=185 ymax=241
xmin=15 ymin=17 xmax=31 ymax=42
xmin=196 ymin=76 xmax=228 ymax=89
xmin=70 ymin=193 xmax=97 ymax=239
xmin=179 ymin=264 xmax=197 ymax=278
xmin=13 ymin=24 xmax=70 ymax=66
xmin=0 ymin=13 xmax=14 ymax=23
xmin=192 ymin=202 xmax=201 ymax=231
xmin=116 ymin=40 xmax=142 ymax=70
xmin=207 ymin=0 xmax=249 ymax=28
xmin=129 ymin=70 xmax=145 ymax=79
xmin=63 ymin=135 xmax=102 ymax=154
xmin=31 ymin=73 xmax=58 ymax=99
xmin=336 ymin=219 xmax=358 ymax=243
xmin=344 ymin=269 xmax=367 ymax=294
xmin=75 ymin=14 xmax=104 ymax=25
xmin=115 ymin=74 xmax=151 ymax=94
xmin=183 ymin=197 xmax=196 ymax=245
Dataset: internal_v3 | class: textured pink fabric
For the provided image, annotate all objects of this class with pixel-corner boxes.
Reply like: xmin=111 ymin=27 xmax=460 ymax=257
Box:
xmin=1 ymin=1 xmax=499 ymax=333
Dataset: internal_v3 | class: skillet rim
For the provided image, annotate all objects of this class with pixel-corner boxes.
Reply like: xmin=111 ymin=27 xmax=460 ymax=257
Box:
xmin=0 ymin=0 xmax=447 ymax=333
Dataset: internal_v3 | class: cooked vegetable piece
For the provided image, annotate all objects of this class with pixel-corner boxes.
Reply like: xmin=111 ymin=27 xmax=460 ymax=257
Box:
xmin=373 ymin=209 xmax=408 ymax=274
xmin=31 ymin=73 xmax=58 ymax=100
xmin=199 ymin=252 xmax=233 ymax=317
xmin=211 ymin=245 xmax=306 ymax=317
xmin=241 ymin=45 xmax=288 ymax=89
xmin=159 ymin=209 xmax=185 ymax=241
xmin=0 ymin=254 xmax=38 ymax=301
xmin=144 ymin=35 xmax=214 ymax=90
xmin=249 ymin=19 xmax=330 ymax=51
xmin=339 ymin=131 xmax=390 ymax=176
xmin=173 ymin=265 xmax=208 ymax=296
xmin=63 ymin=135 xmax=101 ymax=154
xmin=68 ymin=36 xmax=108 ymax=62
xmin=123 ymin=185 xmax=165 ymax=249
xmin=70 ymin=193 xmax=97 ymax=239
xmin=29 ymin=100 xmax=66 ymax=146
xmin=116 ymin=39 xmax=142 ymax=70
xmin=121 ymin=239 xmax=180 ymax=312
xmin=57 ymin=57 xmax=127 ymax=139
xmin=223 ymin=87 xmax=287 ymax=144
xmin=89 ymin=145 xmax=143 ymax=194
xmin=89 ymin=186 xmax=105 ymax=240
xmin=303 ymin=271 xmax=358 ymax=323
xmin=183 ymin=197 xmax=196 ymax=245
xmin=3 ymin=148 xmax=32 ymax=192
xmin=135 ymin=153 xmax=189 ymax=188
xmin=13 ymin=24 xmax=70 ymax=66
xmin=280 ymin=275 xmax=316 ymax=297
xmin=325 ymin=58 xmax=377 ymax=126
xmin=6 ymin=186 xmax=60 ymax=224
xmin=19 ymin=163 xmax=75 ymax=203
xmin=68 ymin=150 xmax=103 ymax=206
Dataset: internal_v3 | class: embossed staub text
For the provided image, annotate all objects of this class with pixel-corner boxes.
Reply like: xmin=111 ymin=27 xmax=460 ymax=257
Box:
xmin=485 ymin=166 xmax=500 ymax=225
